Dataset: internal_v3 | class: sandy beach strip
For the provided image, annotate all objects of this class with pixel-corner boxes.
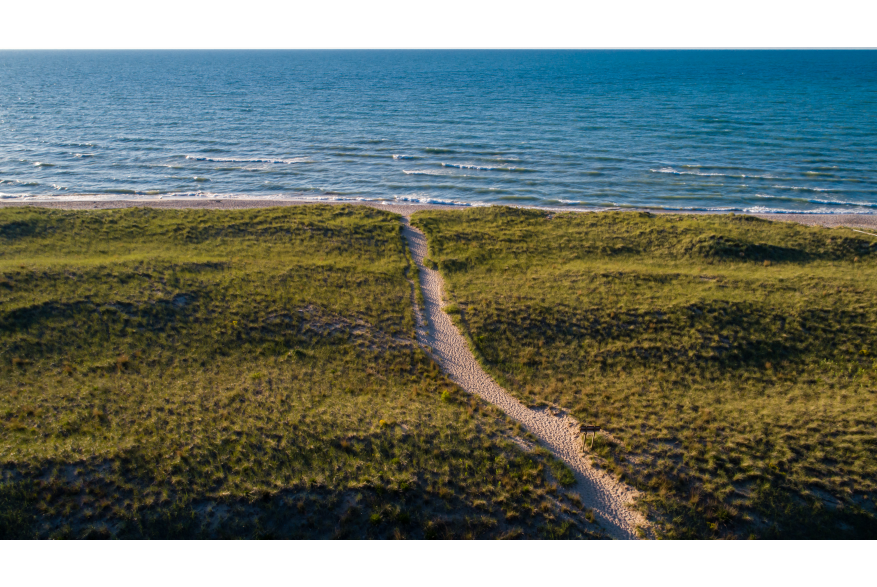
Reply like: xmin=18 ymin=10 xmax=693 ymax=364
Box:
xmin=2 ymin=199 xmax=877 ymax=230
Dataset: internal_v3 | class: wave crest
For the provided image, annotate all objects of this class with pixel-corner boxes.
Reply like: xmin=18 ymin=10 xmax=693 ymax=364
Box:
xmin=650 ymin=167 xmax=778 ymax=180
xmin=185 ymin=155 xmax=310 ymax=164
xmin=441 ymin=162 xmax=534 ymax=172
xmin=755 ymin=194 xmax=877 ymax=208
xmin=403 ymin=169 xmax=450 ymax=176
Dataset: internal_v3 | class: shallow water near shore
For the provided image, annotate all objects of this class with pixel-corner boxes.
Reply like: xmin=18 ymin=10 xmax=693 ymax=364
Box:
xmin=1 ymin=50 xmax=876 ymax=213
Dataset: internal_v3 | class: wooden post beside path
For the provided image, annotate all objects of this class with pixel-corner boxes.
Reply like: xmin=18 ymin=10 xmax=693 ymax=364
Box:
xmin=580 ymin=424 xmax=601 ymax=451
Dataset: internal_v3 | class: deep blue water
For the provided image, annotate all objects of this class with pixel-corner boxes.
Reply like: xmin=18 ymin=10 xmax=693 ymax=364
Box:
xmin=1 ymin=50 xmax=876 ymax=213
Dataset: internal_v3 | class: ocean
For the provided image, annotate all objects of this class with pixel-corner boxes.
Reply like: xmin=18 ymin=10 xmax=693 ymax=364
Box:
xmin=1 ymin=50 xmax=875 ymax=213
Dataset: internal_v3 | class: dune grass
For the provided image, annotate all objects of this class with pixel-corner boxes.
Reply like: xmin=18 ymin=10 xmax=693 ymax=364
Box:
xmin=412 ymin=206 xmax=877 ymax=539
xmin=0 ymin=205 xmax=597 ymax=539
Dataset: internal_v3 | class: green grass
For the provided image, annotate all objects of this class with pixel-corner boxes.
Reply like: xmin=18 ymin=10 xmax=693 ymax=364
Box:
xmin=412 ymin=206 xmax=877 ymax=539
xmin=0 ymin=205 xmax=600 ymax=539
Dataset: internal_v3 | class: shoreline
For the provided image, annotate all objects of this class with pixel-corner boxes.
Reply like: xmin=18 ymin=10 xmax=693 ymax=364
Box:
xmin=2 ymin=199 xmax=877 ymax=230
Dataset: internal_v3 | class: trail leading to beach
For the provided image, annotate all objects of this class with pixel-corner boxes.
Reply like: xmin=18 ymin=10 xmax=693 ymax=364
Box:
xmin=400 ymin=217 xmax=648 ymax=540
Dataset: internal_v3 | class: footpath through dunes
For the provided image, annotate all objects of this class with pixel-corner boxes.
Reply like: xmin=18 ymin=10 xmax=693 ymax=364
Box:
xmin=400 ymin=217 xmax=648 ymax=540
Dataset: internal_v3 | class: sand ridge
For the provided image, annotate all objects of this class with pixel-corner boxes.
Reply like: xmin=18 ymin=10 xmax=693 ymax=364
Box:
xmin=400 ymin=217 xmax=648 ymax=540
xmin=3 ymin=199 xmax=877 ymax=231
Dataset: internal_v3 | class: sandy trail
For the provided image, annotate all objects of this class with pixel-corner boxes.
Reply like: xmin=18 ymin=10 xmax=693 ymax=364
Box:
xmin=400 ymin=217 xmax=647 ymax=540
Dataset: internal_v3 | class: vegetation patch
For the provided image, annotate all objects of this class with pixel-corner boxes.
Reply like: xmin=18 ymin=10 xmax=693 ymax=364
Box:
xmin=412 ymin=207 xmax=877 ymax=539
xmin=0 ymin=205 xmax=599 ymax=539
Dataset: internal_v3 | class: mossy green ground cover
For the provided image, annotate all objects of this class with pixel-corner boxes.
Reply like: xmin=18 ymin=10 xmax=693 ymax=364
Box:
xmin=413 ymin=207 xmax=877 ymax=539
xmin=0 ymin=205 xmax=594 ymax=539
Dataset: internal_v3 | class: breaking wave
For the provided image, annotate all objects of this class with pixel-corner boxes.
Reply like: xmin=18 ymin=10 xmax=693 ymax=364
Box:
xmin=650 ymin=167 xmax=779 ymax=180
xmin=403 ymin=169 xmax=451 ymax=176
xmin=388 ymin=194 xmax=474 ymax=206
xmin=185 ymin=156 xmax=310 ymax=164
xmin=441 ymin=163 xmax=534 ymax=172
xmin=770 ymin=184 xmax=836 ymax=193
xmin=754 ymin=193 xmax=877 ymax=208
xmin=0 ymin=179 xmax=40 ymax=186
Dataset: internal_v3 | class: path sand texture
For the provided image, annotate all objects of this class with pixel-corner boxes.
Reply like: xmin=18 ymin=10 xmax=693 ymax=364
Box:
xmin=401 ymin=218 xmax=647 ymax=540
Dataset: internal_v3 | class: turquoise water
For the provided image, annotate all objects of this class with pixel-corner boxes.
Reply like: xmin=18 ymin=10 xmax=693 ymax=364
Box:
xmin=1 ymin=50 xmax=875 ymax=213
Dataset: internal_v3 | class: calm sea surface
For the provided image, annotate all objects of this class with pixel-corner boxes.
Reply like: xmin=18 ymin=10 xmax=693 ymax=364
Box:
xmin=1 ymin=50 xmax=876 ymax=213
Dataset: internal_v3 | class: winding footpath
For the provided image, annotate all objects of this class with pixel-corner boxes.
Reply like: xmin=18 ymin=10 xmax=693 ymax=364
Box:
xmin=401 ymin=217 xmax=648 ymax=540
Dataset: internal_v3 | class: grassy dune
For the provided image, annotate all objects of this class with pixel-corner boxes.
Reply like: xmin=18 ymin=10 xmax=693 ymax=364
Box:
xmin=0 ymin=205 xmax=594 ymax=539
xmin=413 ymin=207 xmax=877 ymax=539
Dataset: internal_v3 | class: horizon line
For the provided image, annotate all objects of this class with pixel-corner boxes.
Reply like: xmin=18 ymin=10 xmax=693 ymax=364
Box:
xmin=2 ymin=47 xmax=876 ymax=51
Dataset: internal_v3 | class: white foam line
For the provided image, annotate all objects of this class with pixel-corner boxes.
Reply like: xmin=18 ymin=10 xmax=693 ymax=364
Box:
xmin=184 ymin=156 xmax=310 ymax=164
xmin=650 ymin=167 xmax=779 ymax=180
xmin=402 ymin=169 xmax=449 ymax=176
